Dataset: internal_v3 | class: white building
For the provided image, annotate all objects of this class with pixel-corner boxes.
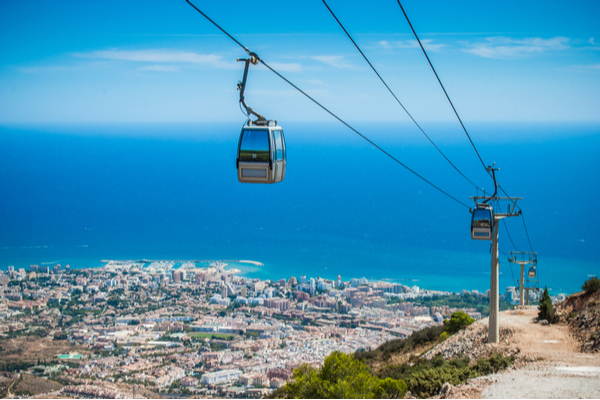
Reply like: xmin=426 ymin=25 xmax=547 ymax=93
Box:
xmin=200 ymin=369 xmax=243 ymax=385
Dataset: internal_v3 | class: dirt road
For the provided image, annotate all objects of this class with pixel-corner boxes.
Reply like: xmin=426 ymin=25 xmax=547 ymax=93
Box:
xmin=482 ymin=308 xmax=600 ymax=398
xmin=444 ymin=308 xmax=600 ymax=398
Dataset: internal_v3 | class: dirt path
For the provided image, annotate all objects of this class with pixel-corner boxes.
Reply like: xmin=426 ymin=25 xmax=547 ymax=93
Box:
xmin=445 ymin=308 xmax=600 ymax=398
xmin=6 ymin=375 xmax=17 ymax=398
xmin=481 ymin=308 xmax=600 ymax=398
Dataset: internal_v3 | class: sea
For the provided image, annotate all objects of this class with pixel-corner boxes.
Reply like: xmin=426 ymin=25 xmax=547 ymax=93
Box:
xmin=1 ymin=121 xmax=598 ymax=296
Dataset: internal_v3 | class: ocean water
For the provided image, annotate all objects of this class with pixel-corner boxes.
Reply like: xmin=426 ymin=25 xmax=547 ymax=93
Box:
xmin=1 ymin=122 xmax=598 ymax=295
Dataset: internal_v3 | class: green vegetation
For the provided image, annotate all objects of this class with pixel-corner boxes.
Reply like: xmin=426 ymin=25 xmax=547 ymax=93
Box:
xmin=270 ymin=352 xmax=407 ymax=399
xmin=538 ymin=286 xmax=557 ymax=323
xmin=245 ymin=331 xmax=260 ymax=339
xmin=582 ymin=276 xmax=600 ymax=294
xmin=190 ymin=333 xmax=236 ymax=341
xmin=210 ymin=342 xmax=227 ymax=352
xmin=0 ymin=361 xmax=35 ymax=372
xmin=380 ymin=353 xmax=514 ymax=398
xmin=388 ymin=293 xmax=509 ymax=317
xmin=355 ymin=325 xmax=444 ymax=363
xmin=351 ymin=314 xmax=514 ymax=398
xmin=442 ymin=311 xmax=475 ymax=335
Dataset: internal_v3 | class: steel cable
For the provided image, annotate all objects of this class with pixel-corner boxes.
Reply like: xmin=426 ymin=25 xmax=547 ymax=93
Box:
xmin=322 ymin=0 xmax=486 ymax=194
xmin=185 ymin=0 xmax=471 ymax=209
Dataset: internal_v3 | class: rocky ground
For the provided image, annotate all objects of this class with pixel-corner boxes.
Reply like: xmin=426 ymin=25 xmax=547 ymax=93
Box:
xmin=429 ymin=306 xmax=600 ymax=399
xmin=559 ymin=290 xmax=600 ymax=353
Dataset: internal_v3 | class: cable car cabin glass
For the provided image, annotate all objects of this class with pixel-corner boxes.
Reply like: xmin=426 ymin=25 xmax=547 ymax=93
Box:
xmin=237 ymin=126 xmax=286 ymax=184
xmin=471 ymin=206 xmax=493 ymax=240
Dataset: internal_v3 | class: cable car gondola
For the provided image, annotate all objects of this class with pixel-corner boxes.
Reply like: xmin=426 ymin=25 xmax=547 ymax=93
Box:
xmin=471 ymin=203 xmax=494 ymax=240
xmin=237 ymin=121 xmax=286 ymax=183
xmin=528 ymin=266 xmax=536 ymax=279
xmin=235 ymin=55 xmax=286 ymax=184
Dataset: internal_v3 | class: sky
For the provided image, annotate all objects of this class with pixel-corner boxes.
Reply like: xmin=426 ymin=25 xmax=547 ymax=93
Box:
xmin=0 ymin=0 xmax=599 ymax=124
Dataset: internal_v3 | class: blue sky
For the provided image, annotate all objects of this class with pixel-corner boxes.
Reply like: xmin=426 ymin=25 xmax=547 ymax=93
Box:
xmin=1 ymin=0 xmax=599 ymax=124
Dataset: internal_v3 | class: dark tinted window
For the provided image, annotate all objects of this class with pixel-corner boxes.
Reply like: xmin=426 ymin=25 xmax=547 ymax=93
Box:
xmin=239 ymin=130 xmax=270 ymax=162
xmin=472 ymin=208 xmax=492 ymax=228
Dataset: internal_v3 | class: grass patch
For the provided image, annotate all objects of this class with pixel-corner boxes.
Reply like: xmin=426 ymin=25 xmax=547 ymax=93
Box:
xmin=189 ymin=333 xmax=237 ymax=341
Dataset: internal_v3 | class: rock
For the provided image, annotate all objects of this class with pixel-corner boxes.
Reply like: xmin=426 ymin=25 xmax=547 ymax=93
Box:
xmin=440 ymin=382 xmax=453 ymax=395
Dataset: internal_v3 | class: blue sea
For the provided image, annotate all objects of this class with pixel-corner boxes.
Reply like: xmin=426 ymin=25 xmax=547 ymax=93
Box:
xmin=1 ymin=122 xmax=598 ymax=295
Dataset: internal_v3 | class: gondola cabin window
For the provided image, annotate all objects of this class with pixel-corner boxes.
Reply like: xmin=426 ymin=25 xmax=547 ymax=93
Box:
xmin=239 ymin=129 xmax=270 ymax=162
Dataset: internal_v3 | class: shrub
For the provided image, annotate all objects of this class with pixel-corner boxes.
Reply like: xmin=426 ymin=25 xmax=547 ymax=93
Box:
xmin=374 ymin=377 xmax=408 ymax=399
xmin=443 ymin=311 xmax=475 ymax=335
xmin=355 ymin=325 xmax=444 ymax=362
xmin=568 ymin=312 xmax=578 ymax=320
xmin=438 ymin=332 xmax=449 ymax=342
xmin=582 ymin=277 xmax=600 ymax=294
xmin=404 ymin=365 xmax=472 ymax=398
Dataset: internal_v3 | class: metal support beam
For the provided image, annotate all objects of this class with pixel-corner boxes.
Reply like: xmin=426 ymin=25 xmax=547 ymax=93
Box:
xmin=470 ymin=193 xmax=523 ymax=344
xmin=508 ymin=251 xmax=537 ymax=307
xmin=489 ymin=219 xmax=500 ymax=344
xmin=520 ymin=264 xmax=525 ymax=306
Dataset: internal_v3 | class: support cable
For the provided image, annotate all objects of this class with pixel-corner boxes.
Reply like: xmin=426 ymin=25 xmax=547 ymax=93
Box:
xmin=396 ymin=0 xmax=489 ymax=175
xmin=395 ymin=0 xmax=533 ymax=251
xmin=520 ymin=211 xmax=534 ymax=252
xmin=322 ymin=0 xmax=485 ymax=193
xmin=185 ymin=0 xmax=471 ymax=209
xmin=501 ymin=218 xmax=519 ymax=251
xmin=499 ymin=247 xmax=518 ymax=289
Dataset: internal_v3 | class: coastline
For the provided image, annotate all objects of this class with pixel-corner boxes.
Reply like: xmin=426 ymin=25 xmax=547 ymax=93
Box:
xmin=0 ymin=253 xmax=588 ymax=296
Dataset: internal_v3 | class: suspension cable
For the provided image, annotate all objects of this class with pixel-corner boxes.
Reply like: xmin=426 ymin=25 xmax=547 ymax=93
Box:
xmin=395 ymin=0 xmax=534 ymax=250
xmin=185 ymin=0 xmax=470 ymax=209
xmin=395 ymin=0 xmax=489 ymax=175
xmin=322 ymin=0 xmax=486 ymax=194
xmin=499 ymin=247 xmax=518 ymax=289
xmin=502 ymin=220 xmax=518 ymax=250
xmin=520 ymin=211 xmax=534 ymax=252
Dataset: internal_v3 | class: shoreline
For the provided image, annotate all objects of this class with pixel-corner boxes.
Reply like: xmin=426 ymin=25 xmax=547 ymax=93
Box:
xmin=0 ymin=256 xmax=576 ymax=297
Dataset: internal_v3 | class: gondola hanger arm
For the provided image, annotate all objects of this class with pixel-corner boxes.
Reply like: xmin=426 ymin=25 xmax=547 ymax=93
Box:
xmin=237 ymin=56 xmax=266 ymax=123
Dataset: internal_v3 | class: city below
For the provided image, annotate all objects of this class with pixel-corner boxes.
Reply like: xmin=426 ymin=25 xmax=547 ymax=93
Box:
xmin=0 ymin=260 xmax=559 ymax=398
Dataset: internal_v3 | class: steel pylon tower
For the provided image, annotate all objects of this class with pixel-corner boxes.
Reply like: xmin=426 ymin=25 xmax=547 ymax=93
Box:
xmin=470 ymin=166 xmax=522 ymax=343
xmin=508 ymin=251 xmax=538 ymax=306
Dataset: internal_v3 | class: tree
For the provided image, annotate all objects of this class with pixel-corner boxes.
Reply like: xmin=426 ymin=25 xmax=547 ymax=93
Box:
xmin=443 ymin=311 xmax=475 ymax=335
xmin=582 ymin=277 xmax=600 ymax=294
xmin=277 ymin=352 xmax=407 ymax=399
xmin=538 ymin=286 xmax=553 ymax=322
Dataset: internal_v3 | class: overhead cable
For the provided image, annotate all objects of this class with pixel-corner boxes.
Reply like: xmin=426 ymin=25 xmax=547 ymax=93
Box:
xmin=322 ymin=0 xmax=486 ymax=194
xmin=395 ymin=0 xmax=533 ymax=250
xmin=520 ymin=211 xmax=534 ymax=252
xmin=185 ymin=0 xmax=470 ymax=209
xmin=499 ymin=247 xmax=518 ymax=288
xmin=395 ymin=0 xmax=489 ymax=176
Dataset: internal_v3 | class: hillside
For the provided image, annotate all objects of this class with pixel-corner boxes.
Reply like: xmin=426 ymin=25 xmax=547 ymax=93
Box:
xmin=430 ymin=304 xmax=600 ymax=398
xmin=350 ymin=296 xmax=600 ymax=399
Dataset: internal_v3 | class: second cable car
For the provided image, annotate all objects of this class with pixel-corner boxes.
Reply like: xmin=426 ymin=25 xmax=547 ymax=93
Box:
xmin=528 ymin=266 xmax=537 ymax=279
xmin=471 ymin=203 xmax=494 ymax=240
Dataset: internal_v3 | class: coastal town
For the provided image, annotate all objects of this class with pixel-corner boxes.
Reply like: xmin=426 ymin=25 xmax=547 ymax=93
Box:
xmin=0 ymin=261 xmax=534 ymax=398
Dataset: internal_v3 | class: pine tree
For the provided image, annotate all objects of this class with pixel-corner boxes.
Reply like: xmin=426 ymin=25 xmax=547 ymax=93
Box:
xmin=538 ymin=286 xmax=553 ymax=322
